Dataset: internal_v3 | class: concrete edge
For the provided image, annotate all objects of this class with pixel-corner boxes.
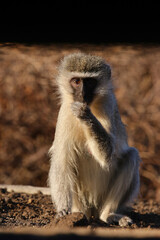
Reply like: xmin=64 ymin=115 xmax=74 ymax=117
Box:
xmin=0 ymin=184 xmax=51 ymax=195
xmin=0 ymin=227 xmax=160 ymax=238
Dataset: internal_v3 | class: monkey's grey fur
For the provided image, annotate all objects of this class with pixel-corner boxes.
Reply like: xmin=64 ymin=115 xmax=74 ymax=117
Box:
xmin=48 ymin=53 xmax=140 ymax=226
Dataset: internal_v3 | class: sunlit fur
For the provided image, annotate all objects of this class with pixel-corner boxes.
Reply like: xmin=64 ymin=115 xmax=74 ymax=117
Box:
xmin=48 ymin=53 xmax=140 ymax=226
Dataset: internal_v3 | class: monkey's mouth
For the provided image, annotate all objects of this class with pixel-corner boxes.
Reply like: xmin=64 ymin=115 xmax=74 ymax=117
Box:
xmin=73 ymin=93 xmax=95 ymax=105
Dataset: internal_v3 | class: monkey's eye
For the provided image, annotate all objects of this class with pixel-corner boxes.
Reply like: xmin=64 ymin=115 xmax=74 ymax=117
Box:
xmin=70 ymin=78 xmax=81 ymax=88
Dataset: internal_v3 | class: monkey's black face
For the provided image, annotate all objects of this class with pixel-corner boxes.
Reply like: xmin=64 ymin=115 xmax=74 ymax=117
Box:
xmin=70 ymin=77 xmax=98 ymax=105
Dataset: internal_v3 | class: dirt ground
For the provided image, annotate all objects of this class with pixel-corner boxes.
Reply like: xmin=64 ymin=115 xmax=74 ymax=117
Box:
xmin=0 ymin=188 xmax=159 ymax=229
xmin=0 ymin=188 xmax=160 ymax=239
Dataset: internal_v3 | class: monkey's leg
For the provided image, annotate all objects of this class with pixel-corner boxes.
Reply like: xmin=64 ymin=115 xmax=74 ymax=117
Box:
xmin=100 ymin=147 xmax=140 ymax=226
xmin=48 ymin=147 xmax=74 ymax=218
xmin=71 ymin=102 xmax=114 ymax=169
xmin=72 ymin=193 xmax=98 ymax=220
xmin=72 ymin=199 xmax=91 ymax=220
xmin=72 ymin=193 xmax=83 ymax=213
xmin=49 ymin=163 xmax=72 ymax=218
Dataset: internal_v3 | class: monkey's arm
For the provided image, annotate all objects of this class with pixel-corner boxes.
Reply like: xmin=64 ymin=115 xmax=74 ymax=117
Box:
xmin=71 ymin=102 xmax=114 ymax=169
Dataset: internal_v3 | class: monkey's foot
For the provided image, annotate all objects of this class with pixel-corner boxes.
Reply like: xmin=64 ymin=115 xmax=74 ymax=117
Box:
xmin=107 ymin=213 xmax=133 ymax=227
xmin=56 ymin=209 xmax=71 ymax=219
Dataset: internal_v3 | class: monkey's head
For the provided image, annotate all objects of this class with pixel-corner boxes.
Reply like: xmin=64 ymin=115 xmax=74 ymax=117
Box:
xmin=57 ymin=53 xmax=112 ymax=105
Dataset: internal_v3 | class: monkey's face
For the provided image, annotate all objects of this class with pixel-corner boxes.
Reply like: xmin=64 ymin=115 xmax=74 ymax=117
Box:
xmin=70 ymin=77 xmax=98 ymax=105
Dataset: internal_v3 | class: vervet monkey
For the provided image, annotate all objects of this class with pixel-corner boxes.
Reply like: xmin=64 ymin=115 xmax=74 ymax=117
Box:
xmin=48 ymin=53 xmax=140 ymax=226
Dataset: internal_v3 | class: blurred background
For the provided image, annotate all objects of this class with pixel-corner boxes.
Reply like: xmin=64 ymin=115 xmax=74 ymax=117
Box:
xmin=0 ymin=23 xmax=160 ymax=201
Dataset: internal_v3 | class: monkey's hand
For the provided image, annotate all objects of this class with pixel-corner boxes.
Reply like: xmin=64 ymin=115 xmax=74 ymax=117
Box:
xmin=71 ymin=102 xmax=92 ymax=120
xmin=71 ymin=101 xmax=114 ymax=168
